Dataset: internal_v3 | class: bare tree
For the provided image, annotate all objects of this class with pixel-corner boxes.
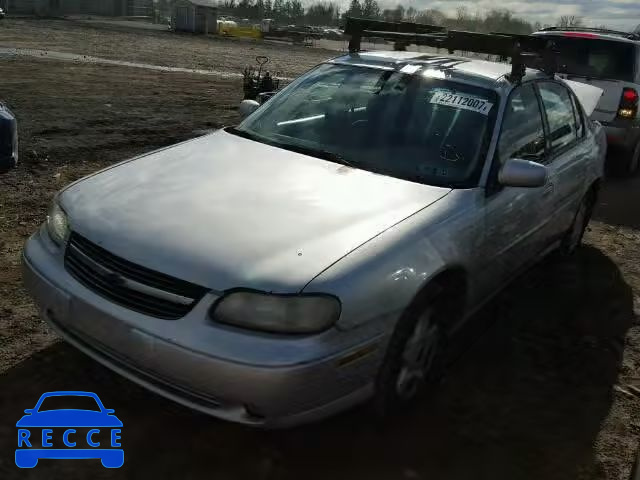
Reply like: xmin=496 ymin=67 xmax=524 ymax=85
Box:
xmin=558 ymin=15 xmax=583 ymax=28
xmin=415 ymin=8 xmax=446 ymax=25
xmin=404 ymin=6 xmax=417 ymax=22
xmin=456 ymin=6 xmax=468 ymax=23
xmin=361 ymin=0 xmax=381 ymax=19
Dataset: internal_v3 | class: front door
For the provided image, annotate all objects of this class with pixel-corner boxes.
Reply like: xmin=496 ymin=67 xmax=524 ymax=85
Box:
xmin=476 ymin=83 xmax=550 ymax=299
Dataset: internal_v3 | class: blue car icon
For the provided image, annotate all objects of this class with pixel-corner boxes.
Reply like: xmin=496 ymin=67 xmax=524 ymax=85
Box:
xmin=16 ymin=391 xmax=123 ymax=468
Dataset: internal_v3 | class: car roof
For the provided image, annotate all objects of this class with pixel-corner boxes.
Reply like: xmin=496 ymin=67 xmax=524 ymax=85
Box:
xmin=329 ymin=51 xmax=546 ymax=89
xmin=533 ymin=29 xmax=640 ymax=44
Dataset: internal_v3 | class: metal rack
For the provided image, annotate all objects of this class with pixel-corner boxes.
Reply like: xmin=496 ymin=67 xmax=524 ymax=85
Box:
xmin=344 ymin=17 xmax=559 ymax=82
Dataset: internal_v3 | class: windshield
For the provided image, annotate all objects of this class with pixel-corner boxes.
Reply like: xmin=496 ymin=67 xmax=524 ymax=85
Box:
xmin=38 ymin=395 xmax=102 ymax=412
xmin=551 ymin=36 xmax=636 ymax=81
xmin=235 ymin=64 xmax=498 ymax=188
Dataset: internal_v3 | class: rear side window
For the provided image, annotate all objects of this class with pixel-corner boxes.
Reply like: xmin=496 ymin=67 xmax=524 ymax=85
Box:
xmin=553 ymin=37 xmax=635 ymax=82
xmin=538 ymin=82 xmax=578 ymax=151
xmin=498 ymin=84 xmax=546 ymax=164
xmin=570 ymin=93 xmax=585 ymax=138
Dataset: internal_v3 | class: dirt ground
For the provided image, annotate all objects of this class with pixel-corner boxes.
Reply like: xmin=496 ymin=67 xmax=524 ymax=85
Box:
xmin=0 ymin=17 xmax=335 ymax=77
xmin=1 ymin=18 xmax=640 ymax=480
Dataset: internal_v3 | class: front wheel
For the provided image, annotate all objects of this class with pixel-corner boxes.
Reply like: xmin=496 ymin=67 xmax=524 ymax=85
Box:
xmin=374 ymin=288 xmax=447 ymax=418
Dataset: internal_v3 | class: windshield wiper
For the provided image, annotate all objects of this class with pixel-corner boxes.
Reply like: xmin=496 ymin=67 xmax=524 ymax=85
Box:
xmin=282 ymin=144 xmax=357 ymax=169
xmin=226 ymin=126 xmax=263 ymax=143
xmin=227 ymin=127 xmax=357 ymax=169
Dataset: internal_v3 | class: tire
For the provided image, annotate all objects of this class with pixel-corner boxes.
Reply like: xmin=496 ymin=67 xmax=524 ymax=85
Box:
xmin=631 ymin=446 xmax=640 ymax=480
xmin=560 ymin=191 xmax=596 ymax=255
xmin=615 ymin=141 xmax=640 ymax=177
xmin=374 ymin=285 xmax=448 ymax=418
xmin=627 ymin=141 xmax=640 ymax=176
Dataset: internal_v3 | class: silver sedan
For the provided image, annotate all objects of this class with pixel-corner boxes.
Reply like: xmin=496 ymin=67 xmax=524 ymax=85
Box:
xmin=23 ymin=51 xmax=606 ymax=427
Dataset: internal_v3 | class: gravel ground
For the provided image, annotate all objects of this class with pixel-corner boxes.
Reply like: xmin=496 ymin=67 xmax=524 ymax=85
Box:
xmin=0 ymin=17 xmax=639 ymax=480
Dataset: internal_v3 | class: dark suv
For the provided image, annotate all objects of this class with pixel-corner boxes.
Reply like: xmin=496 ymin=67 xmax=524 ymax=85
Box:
xmin=533 ymin=27 xmax=640 ymax=175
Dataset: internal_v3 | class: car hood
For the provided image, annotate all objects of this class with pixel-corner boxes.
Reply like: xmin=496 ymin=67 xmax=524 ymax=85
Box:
xmin=16 ymin=411 xmax=123 ymax=427
xmin=62 ymin=130 xmax=450 ymax=292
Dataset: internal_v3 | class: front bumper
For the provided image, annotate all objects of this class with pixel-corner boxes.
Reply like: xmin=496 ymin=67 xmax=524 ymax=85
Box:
xmin=22 ymin=229 xmax=383 ymax=428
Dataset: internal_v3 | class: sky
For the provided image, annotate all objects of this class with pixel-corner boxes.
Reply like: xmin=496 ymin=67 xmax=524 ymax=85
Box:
xmin=323 ymin=0 xmax=640 ymax=30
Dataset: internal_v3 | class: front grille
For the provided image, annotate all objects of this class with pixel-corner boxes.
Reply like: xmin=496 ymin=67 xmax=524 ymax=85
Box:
xmin=64 ymin=232 xmax=208 ymax=319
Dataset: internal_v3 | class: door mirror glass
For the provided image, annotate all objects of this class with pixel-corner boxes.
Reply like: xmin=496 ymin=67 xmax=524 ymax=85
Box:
xmin=499 ymin=158 xmax=548 ymax=188
xmin=239 ymin=99 xmax=260 ymax=119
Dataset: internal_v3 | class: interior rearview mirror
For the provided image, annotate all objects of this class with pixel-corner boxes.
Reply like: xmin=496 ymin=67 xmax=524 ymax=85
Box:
xmin=498 ymin=158 xmax=547 ymax=188
xmin=239 ymin=99 xmax=260 ymax=119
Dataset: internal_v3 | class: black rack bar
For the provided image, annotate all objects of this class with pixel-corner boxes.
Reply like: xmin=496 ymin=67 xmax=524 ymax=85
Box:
xmin=344 ymin=17 xmax=445 ymax=53
xmin=344 ymin=17 xmax=559 ymax=82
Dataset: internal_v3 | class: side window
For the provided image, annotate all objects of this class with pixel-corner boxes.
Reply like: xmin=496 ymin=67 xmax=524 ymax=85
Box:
xmin=497 ymin=84 xmax=546 ymax=164
xmin=538 ymin=82 xmax=578 ymax=150
xmin=570 ymin=93 xmax=585 ymax=138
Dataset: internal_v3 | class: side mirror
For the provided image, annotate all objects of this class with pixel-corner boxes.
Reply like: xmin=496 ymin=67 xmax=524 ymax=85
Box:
xmin=24 ymin=409 xmax=33 ymax=414
xmin=105 ymin=409 xmax=115 ymax=414
xmin=498 ymin=158 xmax=547 ymax=188
xmin=238 ymin=99 xmax=260 ymax=119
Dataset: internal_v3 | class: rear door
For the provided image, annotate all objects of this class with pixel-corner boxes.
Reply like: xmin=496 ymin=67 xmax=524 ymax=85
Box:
xmin=536 ymin=80 xmax=588 ymax=241
xmin=549 ymin=35 xmax=638 ymax=122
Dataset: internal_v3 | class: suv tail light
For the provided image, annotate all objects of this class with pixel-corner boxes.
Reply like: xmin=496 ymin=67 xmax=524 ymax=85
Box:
xmin=618 ymin=88 xmax=638 ymax=118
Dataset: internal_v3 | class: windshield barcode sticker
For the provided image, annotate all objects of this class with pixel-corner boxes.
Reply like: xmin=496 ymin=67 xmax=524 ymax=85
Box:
xmin=430 ymin=92 xmax=493 ymax=115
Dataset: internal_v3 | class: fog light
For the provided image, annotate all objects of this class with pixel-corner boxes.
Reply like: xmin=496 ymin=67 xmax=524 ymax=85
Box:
xmin=618 ymin=108 xmax=635 ymax=118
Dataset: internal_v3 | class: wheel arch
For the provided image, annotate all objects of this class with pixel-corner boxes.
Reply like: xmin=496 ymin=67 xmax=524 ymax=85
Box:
xmin=588 ymin=178 xmax=601 ymax=198
xmin=402 ymin=265 xmax=469 ymax=333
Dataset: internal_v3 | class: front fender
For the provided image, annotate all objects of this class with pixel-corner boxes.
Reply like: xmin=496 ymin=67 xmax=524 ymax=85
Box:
xmin=304 ymin=190 xmax=480 ymax=331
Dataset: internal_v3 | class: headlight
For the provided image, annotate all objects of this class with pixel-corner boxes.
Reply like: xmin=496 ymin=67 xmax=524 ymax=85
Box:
xmin=46 ymin=201 xmax=70 ymax=245
xmin=210 ymin=291 xmax=341 ymax=334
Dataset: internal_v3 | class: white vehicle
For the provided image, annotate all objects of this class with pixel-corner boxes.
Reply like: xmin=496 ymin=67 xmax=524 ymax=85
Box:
xmin=533 ymin=27 xmax=640 ymax=174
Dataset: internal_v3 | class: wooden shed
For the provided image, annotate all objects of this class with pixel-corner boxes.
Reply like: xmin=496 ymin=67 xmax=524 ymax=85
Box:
xmin=173 ymin=0 xmax=217 ymax=34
